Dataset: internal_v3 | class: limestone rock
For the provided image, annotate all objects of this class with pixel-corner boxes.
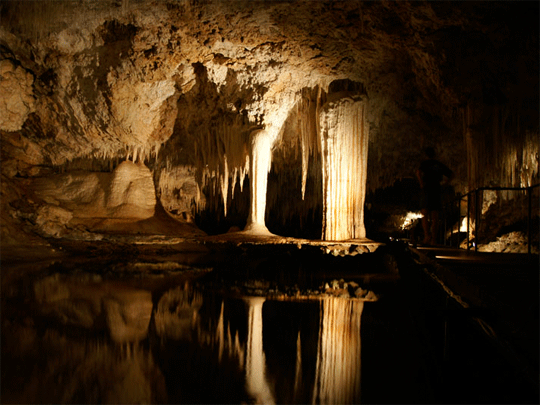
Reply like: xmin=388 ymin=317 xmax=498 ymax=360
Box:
xmin=32 ymin=160 xmax=156 ymax=237
xmin=35 ymin=204 xmax=73 ymax=238
xmin=0 ymin=59 xmax=36 ymax=132
xmin=0 ymin=0 xmax=536 ymax=241
xmin=107 ymin=161 xmax=156 ymax=219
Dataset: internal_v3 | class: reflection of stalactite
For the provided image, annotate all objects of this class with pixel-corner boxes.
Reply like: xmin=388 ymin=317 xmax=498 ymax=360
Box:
xmin=244 ymin=297 xmax=275 ymax=404
xmin=293 ymin=331 xmax=302 ymax=399
xmin=312 ymin=298 xmax=363 ymax=405
xmin=214 ymin=301 xmax=244 ymax=365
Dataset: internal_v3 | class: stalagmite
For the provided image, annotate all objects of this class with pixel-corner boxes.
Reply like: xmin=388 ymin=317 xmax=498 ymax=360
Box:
xmin=319 ymin=95 xmax=369 ymax=240
xmin=312 ymin=298 xmax=364 ymax=404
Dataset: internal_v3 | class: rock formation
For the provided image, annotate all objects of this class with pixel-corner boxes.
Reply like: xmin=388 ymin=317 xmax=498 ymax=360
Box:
xmin=0 ymin=0 xmax=538 ymax=244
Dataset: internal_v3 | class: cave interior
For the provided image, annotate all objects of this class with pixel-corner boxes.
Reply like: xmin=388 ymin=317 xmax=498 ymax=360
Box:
xmin=1 ymin=1 xmax=539 ymax=404
xmin=0 ymin=0 xmax=538 ymax=251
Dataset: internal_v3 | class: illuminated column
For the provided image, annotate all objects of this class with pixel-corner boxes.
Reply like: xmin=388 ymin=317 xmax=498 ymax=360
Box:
xmin=319 ymin=95 xmax=368 ymax=240
xmin=244 ymin=297 xmax=275 ymax=404
xmin=245 ymin=129 xmax=273 ymax=234
xmin=312 ymin=298 xmax=364 ymax=404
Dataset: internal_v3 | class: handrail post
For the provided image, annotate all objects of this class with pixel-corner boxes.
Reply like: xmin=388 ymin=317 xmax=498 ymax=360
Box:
xmin=467 ymin=192 xmax=470 ymax=251
xmin=457 ymin=184 xmax=537 ymax=254
xmin=443 ymin=203 xmax=447 ymax=246
xmin=528 ymin=186 xmax=532 ymax=256
xmin=475 ymin=189 xmax=479 ymax=253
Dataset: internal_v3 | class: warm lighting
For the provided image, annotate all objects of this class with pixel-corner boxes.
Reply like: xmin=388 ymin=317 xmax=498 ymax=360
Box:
xmin=245 ymin=129 xmax=274 ymax=234
xmin=204 ymin=295 xmax=365 ymax=403
xmin=435 ymin=255 xmax=463 ymax=260
xmin=244 ymin=297 xmax=275 ymax=404
xmin=312 ymin=298 xmax=363 ymax=404
xmin=459 ymin=217 xmax=468 ymax=232
xmin=401 ymin=211 xmax=422 ymax=230
xmin=319 ymin=96 xmax=368 ymax=240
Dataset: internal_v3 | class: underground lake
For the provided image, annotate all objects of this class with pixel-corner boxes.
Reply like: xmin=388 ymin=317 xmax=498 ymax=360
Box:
xmin=2 ymin=241 xmax=536 ymax=405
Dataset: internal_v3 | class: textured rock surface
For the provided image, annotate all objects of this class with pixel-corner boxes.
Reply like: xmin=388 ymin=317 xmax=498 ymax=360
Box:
xmin=0 ymin=59 xmax=35 ymax=131
xmin=0 ymin=0 xmax=538 ymax=243
xmin=31 ymin=160 xmax=156 ymax=238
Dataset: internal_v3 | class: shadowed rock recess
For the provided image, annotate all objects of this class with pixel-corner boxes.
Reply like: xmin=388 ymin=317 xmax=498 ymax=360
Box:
xmin=0 ymin=0 xmax=538 ymax=247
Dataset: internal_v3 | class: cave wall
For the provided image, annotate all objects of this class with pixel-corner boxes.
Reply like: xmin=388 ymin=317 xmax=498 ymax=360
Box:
xmin=0 ymin=0 xmax=538 ymax=241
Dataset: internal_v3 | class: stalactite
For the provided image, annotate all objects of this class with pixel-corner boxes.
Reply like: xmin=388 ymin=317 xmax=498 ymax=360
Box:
xmin=463 ymin=102 xmax=539 ymax=192
xmin=296 ymin=90 xmax=321 ymax=200
xmin=219 ymin=155 xmax=229 ymax=216
xmin=188 ymin=115 xmax=252 ymax=218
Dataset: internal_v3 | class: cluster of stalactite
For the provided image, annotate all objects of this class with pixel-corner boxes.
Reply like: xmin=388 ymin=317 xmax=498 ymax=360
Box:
xmin=463 ymin=103 xmax=539 ymax=192
xmin=458 ymin=101 xmax=539 ymax=247
xmin=186 ymin=84 xmax=370 ymax=240
xmin=268 ymin=88 xmax=324 ymax=238
xmin=161 ymin=81 xmax=370 ymax=240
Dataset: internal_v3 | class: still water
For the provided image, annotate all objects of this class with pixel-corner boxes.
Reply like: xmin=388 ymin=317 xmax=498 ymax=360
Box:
xmin=1 ymin=257 xmax=435 ymax=404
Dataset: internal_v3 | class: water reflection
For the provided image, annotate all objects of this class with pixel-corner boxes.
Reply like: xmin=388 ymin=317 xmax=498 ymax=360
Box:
xmin=313 ymin=298 xmax=363 ymax=404
xmin=244 ymin=297 xmax=275 ymax=404
xmin=2 ymin=269 xmax=371 ymax=404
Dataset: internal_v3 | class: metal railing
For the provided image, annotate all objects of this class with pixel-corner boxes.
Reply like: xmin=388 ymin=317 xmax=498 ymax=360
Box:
xmin=442 ymin=184 xmax=539 ymax=254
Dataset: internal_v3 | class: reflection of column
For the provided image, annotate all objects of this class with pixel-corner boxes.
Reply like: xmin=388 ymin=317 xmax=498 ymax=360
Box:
xmin=244 ymin=297 xmax=274 ymax=404
xmin=312 ymin=298 xmax=364 ymax=404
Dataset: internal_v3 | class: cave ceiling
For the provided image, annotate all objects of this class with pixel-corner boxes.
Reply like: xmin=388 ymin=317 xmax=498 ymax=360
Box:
xmin=0 ymin=0 xmax=538 ymax=192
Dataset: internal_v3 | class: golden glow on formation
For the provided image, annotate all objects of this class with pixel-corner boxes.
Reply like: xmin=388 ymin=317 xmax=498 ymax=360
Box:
xmin=210 ymin=296 xmax=364 ymax=403
xmin=312 ymin=298 xmax=363 ymax=404
xmin=319 ymin=96 xmax=368 ymax=240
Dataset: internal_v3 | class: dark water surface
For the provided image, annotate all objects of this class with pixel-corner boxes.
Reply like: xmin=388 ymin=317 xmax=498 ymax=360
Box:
xmin=1 ymin=251 xmax=535 ymax=404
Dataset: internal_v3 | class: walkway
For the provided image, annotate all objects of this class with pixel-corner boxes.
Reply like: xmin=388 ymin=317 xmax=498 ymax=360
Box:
xmin=412 ymin=245 xmax=539 ymax=400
